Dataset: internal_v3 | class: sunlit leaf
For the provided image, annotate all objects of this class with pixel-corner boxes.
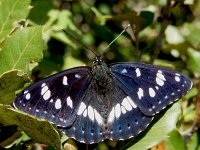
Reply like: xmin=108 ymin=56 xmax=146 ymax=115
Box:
xmin=0 ymin=104 xmax=61 ymax=150
xmin=0 ymin=70 xmax=29 ymax=104
xmin=120 ymin=102 xmax=181 ymax=150
xmin=0 ymin=0 xmax=31 ymax=42
xmin=0 ymin=26 xmax=44 ymax=76
xmin=187 ymin=132 xmax=200 ymax=150
xmin=165 ymin=130 xmax=186 ymax=150
xmin=187 ymin=48 xmax=200 ymax=75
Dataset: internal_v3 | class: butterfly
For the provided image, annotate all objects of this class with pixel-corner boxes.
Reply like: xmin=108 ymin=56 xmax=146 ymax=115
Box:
xmin=13 ymin=54 xmax=192 ymax=144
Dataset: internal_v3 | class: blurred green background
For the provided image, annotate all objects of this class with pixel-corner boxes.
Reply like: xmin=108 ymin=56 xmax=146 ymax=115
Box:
xmin=0 ymin=0 xmax=199 ymax=149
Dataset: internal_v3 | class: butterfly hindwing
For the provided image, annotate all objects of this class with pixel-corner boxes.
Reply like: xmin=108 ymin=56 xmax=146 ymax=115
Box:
xmin=105 ymin=87 xmax=153 ymax=141
xmin=110 ymin=63 xmax=192 ymax=116
xmin=14 ymin=67 xmax=92 ymax=127
xmin=61 ymin=74 xmax=153 ymax=143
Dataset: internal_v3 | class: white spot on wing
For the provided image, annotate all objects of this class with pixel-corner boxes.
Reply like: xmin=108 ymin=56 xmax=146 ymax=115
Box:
xmin=115 ymin=103 xmax=121 ymax=118
xmin=55 ymin=99 xmax=62 ymax=109
xmin=121 ymin=68 xmax=127 ymax=74
xmin=50 ymin=99 xmax=53 ymax=103
xmin=135 ymin=68 xmax=141 ymax=77
xmin=175 ymin=76 xmax=180 ymax=82
xmin=94 ymin=109 xmax=103 ymax=125
xmin=25 ymin=93 xmax=31 ymax=100
xmin=137 ymin=88 xmax=144 ymax=99
xmin=24 ymin=90 xmax=28 ymax=94
xmin=77 ymin=102 xmax=86 ymax=115
xmin=149 ymin=88 xmax=156 ymax=97
xmin=75 ymin=74 xmax=81 ymax=79
xmin=41 ymin=83 xmax=46 ymax=87
xmin=88 ymin=105 xmax=94 ymax=121
xmin=157 ymin=71 xmax=166 ymax=81
xmin=83 ymin=109 xmax=87 ymax=117
xmin=156 ymin=77 xmax=164 ymax=86
xmin=43 ymin=90 xmax=51 ymax=100
xmin=41 ymin=85 xmax=48 ymax=95
xmin=122 ymin=97 xmax=132 ymax=111
xmin=108 ymin=107 xmax=115 ymax=123
xmin=63 ymin=76 xmax=68 ymax=85
xmin=127 ymin=96 xmax=137 ymax=108
xmin=66 ymin=96 xmax=73 ymax=108
xmin=121 ymin=106 xmax=127 ymax=114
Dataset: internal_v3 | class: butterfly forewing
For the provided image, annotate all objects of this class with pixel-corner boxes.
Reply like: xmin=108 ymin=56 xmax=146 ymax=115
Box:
xmin=110 ymin=63 xmax=193 ymax=116
xmin=14 ymin=67 xmax=92 ymax=127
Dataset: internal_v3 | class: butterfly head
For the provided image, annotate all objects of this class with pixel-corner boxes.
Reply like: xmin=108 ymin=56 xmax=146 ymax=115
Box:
xmin=93 ymin=55 xmax=103 ymax=65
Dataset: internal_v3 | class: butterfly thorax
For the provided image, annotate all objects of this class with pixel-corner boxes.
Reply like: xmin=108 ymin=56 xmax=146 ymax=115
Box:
xmin=92 ymin=56 xmax=110 ymax=86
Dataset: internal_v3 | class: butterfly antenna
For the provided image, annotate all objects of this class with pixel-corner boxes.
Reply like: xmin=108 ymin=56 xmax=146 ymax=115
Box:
xmin=102 ymin=24 xmax=131 ymax=54
xmin=62 ymin=29 xmax=98 ymax=57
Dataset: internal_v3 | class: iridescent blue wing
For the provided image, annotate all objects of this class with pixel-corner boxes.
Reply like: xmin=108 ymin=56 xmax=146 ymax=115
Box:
xmin=13 ymin=67 xmax=92 ymax=127
xmin=109 ymin=63 xmax=193 ymax=116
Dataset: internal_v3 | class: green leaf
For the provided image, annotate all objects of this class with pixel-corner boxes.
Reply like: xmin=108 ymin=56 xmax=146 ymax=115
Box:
xmin=0 ymin=70 xmax=29 ymax=104
xmin=187 ymin=132 xmax=200 ymax=150
xmin=28 ymin=1 xmax=53 ymax=25
xmin=0 ymin=0 xmax=31 ymax=42
xmin=91 ymin=7 xmax=112 ymax=25
xmin=182 ymin=104 xmax=196 ymax=122
xmin=121 ymin=102 xmax=181 ymax=150
xmin=165 ymin=25 xmax=184 ymax=44
xmin=0 ymin=26 xmax=44 ymax=76
xmin=184 ymin=23 xmax=200 ymax=48
xmin=44 ymin=10 xmax=82 ymax=49
xmin=187 ymin=48 xmax=200 ymax=75
xmin=165 ymin=130 xmax=186 ymax=150
xmin=0 ymin=104 xmax=61 ymax=150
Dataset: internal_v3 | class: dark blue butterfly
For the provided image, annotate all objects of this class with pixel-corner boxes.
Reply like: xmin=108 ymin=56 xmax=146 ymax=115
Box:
xmin=13 ymin=55 xmax=192 ymax=144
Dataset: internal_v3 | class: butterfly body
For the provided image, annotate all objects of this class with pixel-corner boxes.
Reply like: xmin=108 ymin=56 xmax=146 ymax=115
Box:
xmin=14 ymin=56 xmax=192 ymax=144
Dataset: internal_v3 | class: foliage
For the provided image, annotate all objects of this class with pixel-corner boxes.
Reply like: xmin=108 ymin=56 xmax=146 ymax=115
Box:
xmin=0 ymin=0 xmax=199 ymax=149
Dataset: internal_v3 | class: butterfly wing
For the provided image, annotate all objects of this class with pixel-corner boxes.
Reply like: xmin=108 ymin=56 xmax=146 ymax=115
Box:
xmin=13 ymin=62 xmax=192 ymax=144
xmin=60 ymin=75 xmax=153 ymax=143
xmin=13 ymin=67 xmax=92 ymax=127
xmin=110 ymin=63 xmax=193 ymax=116
xmin=106 ymin=90 xmax=153 ymax=141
